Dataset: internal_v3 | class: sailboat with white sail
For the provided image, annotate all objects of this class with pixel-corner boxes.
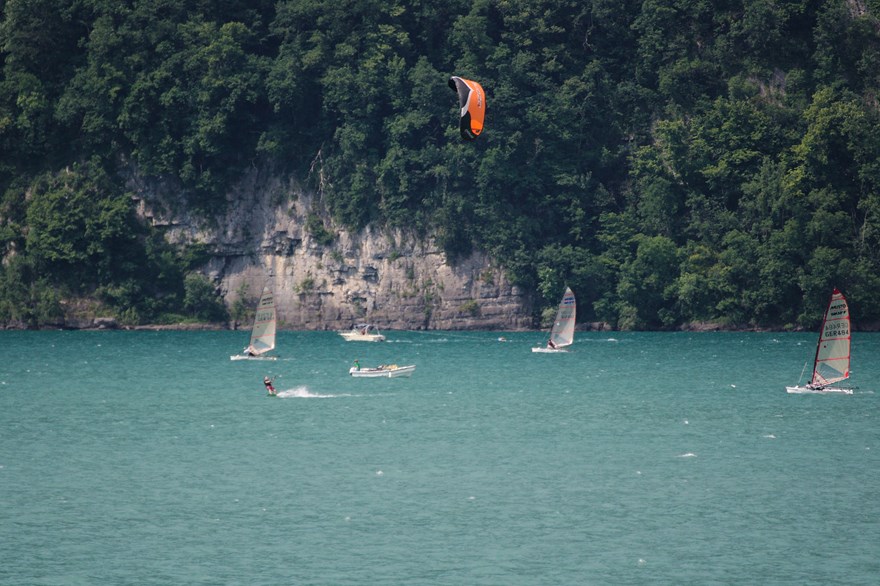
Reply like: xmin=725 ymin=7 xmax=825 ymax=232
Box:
xmin=230 ymin=284 xmax=278 ymax=361
xmin=786 ymin=288 xmax=852 ymax=394
xmin=532 ymin=287 xmax=576 ymax=353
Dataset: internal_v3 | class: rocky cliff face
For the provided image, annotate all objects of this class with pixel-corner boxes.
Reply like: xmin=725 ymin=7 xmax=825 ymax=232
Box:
xmin=131 ymin=169 xmax=535 ymax=330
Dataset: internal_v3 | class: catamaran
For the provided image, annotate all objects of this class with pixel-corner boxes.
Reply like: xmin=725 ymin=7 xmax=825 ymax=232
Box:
xmin=532 ymin=287 xmax=576 ymax=353
xmin=230 ymin=285 xmax=278 ymax=361
xmin=786 ymin=288 xmax=852 ymax=394
xmin=339 ymin=323 xmax=386 ymax=342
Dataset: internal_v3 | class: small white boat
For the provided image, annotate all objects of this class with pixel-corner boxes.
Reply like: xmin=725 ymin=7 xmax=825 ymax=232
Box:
xmin=349 ymin=364 xmax=416 ymax=378
xmin=339 ymin=324 xmax=386 ymax=342
xmin=786 ymin=288 xmax=853 ymax=395
xmin=231 ymin=284 xmax=278 ymax=361
xmin=532 ymin=287 xmax=576 ymax=353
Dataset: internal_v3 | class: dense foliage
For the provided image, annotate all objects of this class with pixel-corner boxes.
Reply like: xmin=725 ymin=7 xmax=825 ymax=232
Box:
xmin=1 ymin=0 xmax=879 ymax=328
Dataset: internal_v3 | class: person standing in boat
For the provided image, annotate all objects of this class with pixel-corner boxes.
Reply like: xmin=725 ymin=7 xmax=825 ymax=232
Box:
xmin=263 ymin=376 xmax=276 ymax=395
xmin=354 ymin=359 xmax=361 ymax=371
xmin=547 ymin=339 xmax=557 ymax=349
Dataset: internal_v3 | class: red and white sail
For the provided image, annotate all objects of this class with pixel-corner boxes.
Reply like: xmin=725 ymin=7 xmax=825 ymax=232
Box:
xmin=811 ymin=288 xmax=850 ymax=387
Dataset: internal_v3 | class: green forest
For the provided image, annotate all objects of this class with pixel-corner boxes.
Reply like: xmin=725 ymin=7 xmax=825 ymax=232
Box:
xmin=1 ymin=0 xmax=879 ymax=329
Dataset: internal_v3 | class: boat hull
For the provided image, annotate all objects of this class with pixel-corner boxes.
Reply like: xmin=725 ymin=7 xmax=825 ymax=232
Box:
xmin=230 ymin=355 xmax=278 ymax=361
xmin=786 ymin=385 xmax=853 ymax=395
xmin=531 ymin=347 xmax=570 ymax=353
xmin=349 ymin=365 xmax=415 ymax=378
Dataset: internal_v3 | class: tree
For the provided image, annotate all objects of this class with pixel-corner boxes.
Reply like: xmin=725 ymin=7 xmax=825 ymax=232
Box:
xmin=25 ymin=161 xmax=142 ymax=290
xmin=616 ymin=235 xmax=681 ymax=329
xmin=183 ymin=273 xmax=227 ymax=322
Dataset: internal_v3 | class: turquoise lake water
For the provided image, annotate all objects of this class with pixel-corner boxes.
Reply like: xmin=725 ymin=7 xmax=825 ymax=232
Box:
xmin=1 ymin=330 xmax=878 ymax=585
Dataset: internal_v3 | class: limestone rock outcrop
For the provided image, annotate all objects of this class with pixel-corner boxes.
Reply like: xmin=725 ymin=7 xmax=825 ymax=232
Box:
xmin=131 ymin=169 xmax=534 ymax=330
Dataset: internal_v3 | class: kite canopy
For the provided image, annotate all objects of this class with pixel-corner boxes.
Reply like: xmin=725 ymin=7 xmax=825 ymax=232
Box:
xmin=448 ymin=76 xmax=485 ymax=140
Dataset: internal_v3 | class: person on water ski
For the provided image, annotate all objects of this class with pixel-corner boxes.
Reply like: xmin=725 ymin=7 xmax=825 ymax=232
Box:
xmin=263 ymin=376 xmax=276 ymax=395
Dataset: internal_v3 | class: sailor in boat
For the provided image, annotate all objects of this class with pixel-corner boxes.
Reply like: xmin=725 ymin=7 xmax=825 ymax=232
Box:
xmin=263 ymin=376 xmax=276 ymax=396
xmin=354 ymin=359 xmax=361 ymax=371
xmin=547 ymin=339 xmax=557 ymax=349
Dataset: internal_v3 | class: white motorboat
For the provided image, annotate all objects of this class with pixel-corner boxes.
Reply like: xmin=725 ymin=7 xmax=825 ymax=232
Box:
xmin=339 ymin=324 xmax=386 ymax=342
xmin=349 ymin=364 xmax=415 ymax=378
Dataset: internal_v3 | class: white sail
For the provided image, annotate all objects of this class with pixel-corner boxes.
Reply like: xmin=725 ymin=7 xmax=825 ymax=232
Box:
xmin=246 ymin=286 xmax=276 ymax=356
xmin=787 ymin=288 xmax=852 ymax=394
xmin=549 ymin=287 xmax=576 ymax=348
xmin=810 ymin=288 xmax=850 ymax=387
